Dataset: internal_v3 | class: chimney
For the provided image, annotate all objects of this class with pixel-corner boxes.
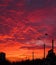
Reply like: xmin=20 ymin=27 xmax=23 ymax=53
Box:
xmin=52 ymin=39 xmax=54 ymax=52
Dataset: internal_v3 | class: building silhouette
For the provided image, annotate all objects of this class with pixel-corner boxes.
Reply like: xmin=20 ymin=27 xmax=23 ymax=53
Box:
xmin=0 ymin=52 xmax=6 ymax=61
xmin=46 ymin=39 xmax=56 ymax=63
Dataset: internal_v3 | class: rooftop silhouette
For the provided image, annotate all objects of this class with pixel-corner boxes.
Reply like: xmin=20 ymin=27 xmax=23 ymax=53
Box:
xmin=0 ymin=52 xmax=6 ymax=61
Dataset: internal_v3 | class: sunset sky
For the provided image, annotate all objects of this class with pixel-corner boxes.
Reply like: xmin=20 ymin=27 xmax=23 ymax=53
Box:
xmin=0 ymin=0 xmax=56 ymax=62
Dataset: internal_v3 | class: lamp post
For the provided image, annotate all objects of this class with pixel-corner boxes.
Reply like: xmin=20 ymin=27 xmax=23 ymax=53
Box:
xmin=38 ymin=33 xmax=48 ymax=59
xmin=45 ymin=33 xmax=54 ymax=52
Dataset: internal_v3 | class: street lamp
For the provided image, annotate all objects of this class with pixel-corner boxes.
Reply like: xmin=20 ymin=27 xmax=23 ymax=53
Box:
xmin=37 ymin=33 xmax=48 ymax=59
xmin=45 ymin=33 xmax=54 ymax=52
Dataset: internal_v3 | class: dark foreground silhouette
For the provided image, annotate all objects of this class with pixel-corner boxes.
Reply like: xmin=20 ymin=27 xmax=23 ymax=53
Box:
xmin=0 ymin=49 xmax=56 ymax=65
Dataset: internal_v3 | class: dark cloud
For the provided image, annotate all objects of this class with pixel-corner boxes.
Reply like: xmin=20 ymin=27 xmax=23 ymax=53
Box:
xmin=26 ymin=0 xmax=47 ymax=9
xmin=0 ymin=0 xmax=56 ymax=12
xmin=20 ymin=45 xmax=52 ymax=50
xmin=25 ymin=0 xmax=56 ymax=11
xmin=20 ymin=46 xmax=42 ymax=50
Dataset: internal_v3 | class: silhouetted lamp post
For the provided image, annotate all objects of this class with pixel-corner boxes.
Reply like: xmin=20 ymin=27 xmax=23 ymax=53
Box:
xmin=45 ymin=33 xmax=54 ymax=52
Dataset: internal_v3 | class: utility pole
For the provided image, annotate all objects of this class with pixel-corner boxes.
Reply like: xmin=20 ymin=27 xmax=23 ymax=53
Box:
xmin=32 ymin=51 xmax=34 ymax=60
